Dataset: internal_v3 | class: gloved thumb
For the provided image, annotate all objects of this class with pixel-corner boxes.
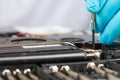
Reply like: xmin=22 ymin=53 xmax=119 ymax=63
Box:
xmin=99 ymin=10 xmax=120 ymax=44
xmin=84 ymin=0 xmax=106 ymax=13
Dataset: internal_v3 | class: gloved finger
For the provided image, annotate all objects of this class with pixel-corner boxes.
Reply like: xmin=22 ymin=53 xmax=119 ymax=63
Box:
xmin=95 ymin=0 xmax=120 ymax=33
xmin=99 ymin=10 xmax=120 ymax=44
xmin=84 ymin=0 xmax=106 ymax=13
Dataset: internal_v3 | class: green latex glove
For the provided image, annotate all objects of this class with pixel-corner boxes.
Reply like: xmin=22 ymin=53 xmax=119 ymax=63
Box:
xmin=84 ymin=0 xmax=120 ymax=44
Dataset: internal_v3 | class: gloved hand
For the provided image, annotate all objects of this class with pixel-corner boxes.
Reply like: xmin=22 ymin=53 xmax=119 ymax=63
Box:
xmin=84 ymin=0 xmax=120 ymax=44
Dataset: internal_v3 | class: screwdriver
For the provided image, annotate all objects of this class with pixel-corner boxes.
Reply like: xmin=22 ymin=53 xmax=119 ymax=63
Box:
xmin=87 ymin=62 xmax=106 ymax=77
xmin=49 ymin=65 xmax=74 ymax=80
xmin=60 ymin=65 xmax=91 ymax=80
xmin=98 ymin=64 xmax=118 ymax=76
xmin=24 ymin=68 xmax=39 ymax=80
xmin=13 ymin=69 xmax=31 ymax=80
xmin=91 ymin=13 xmax=96 ymax=49
xmin=2 ymin=69 xmax=16 ymax=80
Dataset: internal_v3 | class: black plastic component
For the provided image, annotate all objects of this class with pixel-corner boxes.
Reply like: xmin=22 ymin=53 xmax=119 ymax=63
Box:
xmin=102 ymin=43 xmax=120 ymax=59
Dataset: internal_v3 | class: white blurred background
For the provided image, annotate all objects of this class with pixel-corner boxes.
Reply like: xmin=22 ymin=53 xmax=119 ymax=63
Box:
xmin=0 ymin=0 xmax=91 ymax=34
